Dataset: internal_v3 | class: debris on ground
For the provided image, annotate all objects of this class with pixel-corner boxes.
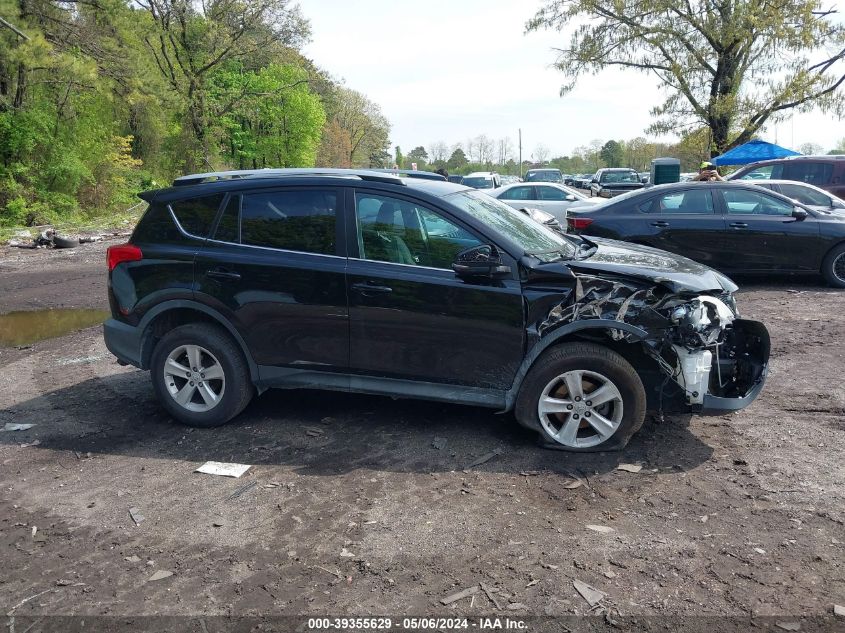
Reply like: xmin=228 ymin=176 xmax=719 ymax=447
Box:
xmin=564 ymin=479 xmax=583 ymax=489
xmin=586 ymin=524 xmax=615 ymax=534
xmin=128 ymin=507 xmax=145 ymax=526
xmin=340 ymin=547 xmax=355 ymax=558
xmin=480 ymin=583 xmax=502 ymax=609
xmin=506 ymin=602 xmax=527 ymax=610
xmin=775 ymin=622 xmax=801 ymax=632
xmin=833 ymin=605 xmax=845 ymax=617
xmin=147 ymin=570 xmax=173 ymax=582
xmin=124 ymin=555 xmax=141 ymax=563
xmin=432 ymin=436 xmax=447 ymax=450
xmin=573 ymin=579 xmax=606 ymax=607
xmin=617 ymin=463 xmax=643 ymax=473
xmin=604 ymin=570 xmax=617 ymax=579
xmin=2 ymin=423 xmax=36 ymax=431
xmin=440 ymin=585 xmax=480 ymax=605
xmin=465 ymin=448 xmax=503 ymax=469
xmin=195 ymin=461 xmax=251 ymax=478
xmin=226 ymin=480 xmax=257 ymax=500
xmin=19 ymin=439 xmax=41 ymax=448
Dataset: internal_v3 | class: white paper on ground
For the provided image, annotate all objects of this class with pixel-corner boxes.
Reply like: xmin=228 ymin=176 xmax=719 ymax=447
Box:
xmin=195 ymin=461 xmax=251 ymax=478
xmin=3 ymin=423 xmax=35 ymax=431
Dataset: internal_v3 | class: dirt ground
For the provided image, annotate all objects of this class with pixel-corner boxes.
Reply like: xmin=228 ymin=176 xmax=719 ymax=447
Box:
xmin=0 ymin=239 xmax=843 ymax=630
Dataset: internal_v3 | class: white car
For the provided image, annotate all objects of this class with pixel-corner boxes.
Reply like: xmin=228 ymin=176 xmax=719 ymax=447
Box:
xmin=748 ymin=179 xmax=845 ymax=215
xmin=488 ymin=182 xmax=598 ymax=222
xmin=461 ymin=171 xmax=502 ymax=190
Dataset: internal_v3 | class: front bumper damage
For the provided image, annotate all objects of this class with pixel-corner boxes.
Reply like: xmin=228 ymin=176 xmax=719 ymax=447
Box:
xmin=538 ymin=273 xmax=769 ymax=415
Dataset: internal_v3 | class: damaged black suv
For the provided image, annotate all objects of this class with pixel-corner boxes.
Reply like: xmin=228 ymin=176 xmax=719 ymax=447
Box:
xmin=104 ymin=169 xmax=770 ymax=451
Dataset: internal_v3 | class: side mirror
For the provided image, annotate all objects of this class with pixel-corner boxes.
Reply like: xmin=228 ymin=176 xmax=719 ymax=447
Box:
xmin=452 ymin=244 xmax=511 ymax=279
xmin=792 ymin=207 xmax=808 ymax=220
xmin=565 ymin=194 xmax=577 ymax=201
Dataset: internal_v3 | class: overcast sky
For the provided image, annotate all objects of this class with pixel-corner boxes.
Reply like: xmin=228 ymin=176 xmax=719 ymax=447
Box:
xmin=300 ymin=0 xmax=843 ymax=159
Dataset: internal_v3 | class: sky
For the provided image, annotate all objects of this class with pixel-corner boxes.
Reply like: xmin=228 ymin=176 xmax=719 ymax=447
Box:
xmin=299 ymin=0 xmax=844 ymax=160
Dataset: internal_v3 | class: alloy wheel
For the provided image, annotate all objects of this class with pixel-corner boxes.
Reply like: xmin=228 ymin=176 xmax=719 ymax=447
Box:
xmin=163 ymin=344 xmax=226 ymax=412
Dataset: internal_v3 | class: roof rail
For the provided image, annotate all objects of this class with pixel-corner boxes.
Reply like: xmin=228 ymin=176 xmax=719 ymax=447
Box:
xmin=171 ymin=168 xmax=406 ymax=187
xmin=366 ymin=168 xmax=446 ymax=181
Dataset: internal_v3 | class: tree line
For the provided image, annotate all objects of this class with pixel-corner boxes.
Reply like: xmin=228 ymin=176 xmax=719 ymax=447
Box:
xmin=0 ymin=0 xmax=391 ymax=228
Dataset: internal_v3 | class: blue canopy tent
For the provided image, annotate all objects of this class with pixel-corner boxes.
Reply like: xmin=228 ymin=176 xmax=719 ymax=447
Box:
xmin=712 ymin=139 xmax=801 ymax=166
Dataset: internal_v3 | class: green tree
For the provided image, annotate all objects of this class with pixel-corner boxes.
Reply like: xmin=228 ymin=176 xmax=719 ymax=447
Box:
xmin=394 ymin=145 xmax=404 ymax=169
xmin=333 ymin=87 xmax=391 ymax=167
xmin=446 ymin=147 xmax=468 ymax=170
xmin=600 ymin=140 xmax=624 ymax=167
xmin=828 ymin=138 xmax=845 ymax=155
xmin=528 ymin=0 xmax=845 ymax=156
xmin=406 ymin=146 xmax=428 ymax=169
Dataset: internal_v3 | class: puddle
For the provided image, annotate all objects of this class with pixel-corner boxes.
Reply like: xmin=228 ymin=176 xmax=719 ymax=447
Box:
xmin=0 ymin=308 xmax=110 ymax=347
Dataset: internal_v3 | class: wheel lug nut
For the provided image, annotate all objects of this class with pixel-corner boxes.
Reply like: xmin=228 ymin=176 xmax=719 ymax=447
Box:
xmin=192 ymin=367 xmax=197 ymax=371
xmin=567 ymin=404 xmax=574 ymax=410
xmin=585 ymin=412 xmax=591 ymax=417
xmin=189 ymin=381 xmax=194 ymax=386
xmin=586 ymin=401 xmax=592 ymax=406
xmin=199 ymin=382 xmax=203 ymax=386
xmin=200 ymin=373 xmax=205 ymax=378
xmin=185 ymin=371 xmax=191 ymax=377
xmin=573 ymin=414 xmax=580 ymax=420
xmin=575 ymin=396 xmax=581 ymax=402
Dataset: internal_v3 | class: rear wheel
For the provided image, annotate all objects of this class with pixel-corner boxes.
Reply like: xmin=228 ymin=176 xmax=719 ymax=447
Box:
xmin=822 ymin=243 xmax=845 ymax=289
xmin=151 ymin=323 xmax=253 ymax=427
xmin=515 ymin=342 xmax=646 ymax=451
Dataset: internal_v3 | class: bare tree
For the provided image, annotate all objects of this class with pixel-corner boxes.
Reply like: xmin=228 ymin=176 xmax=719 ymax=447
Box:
xmin=428 ymin=140 xmax=448 ymax=163
xmin=533 ymin=143 xmax=550 ymax=165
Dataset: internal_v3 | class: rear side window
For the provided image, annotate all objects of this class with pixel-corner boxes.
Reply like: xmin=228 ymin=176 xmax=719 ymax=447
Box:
xmin=500 ymin=186 xmax=534 ymax=201
xmin=170 ymin=194 xmax=225 ymax=237
xmin=132 ymin=201 xmax=183 ymax=243
xmin=240 ymin=189 xmax=337 ymax=254
xmin=785 ymin=162 xmax=833 ymax=186
xmin=652 ymin=189 xmax=714 ymax=214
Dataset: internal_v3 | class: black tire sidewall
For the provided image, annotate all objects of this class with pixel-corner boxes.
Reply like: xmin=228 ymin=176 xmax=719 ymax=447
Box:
xmin=150 ymin=324 xmax=252 ymax=427
xmin=822 ymin=244 xmax=845 ymax=289
xmin=516 ymin=343 xmax=647 ymax=452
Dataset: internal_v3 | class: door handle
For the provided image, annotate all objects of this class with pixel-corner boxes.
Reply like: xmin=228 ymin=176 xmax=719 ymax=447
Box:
xmin=351 ymin=281 xmax=393 ymax=295
xmin=650 ymin=221 xmax=670 ymax=227
xmin=205 ymin=267 xmax=241 ymax=281
xmin=729 ymin=222 xmax=748 ymax=229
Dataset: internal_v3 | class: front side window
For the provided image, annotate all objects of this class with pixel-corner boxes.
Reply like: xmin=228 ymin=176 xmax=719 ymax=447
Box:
xmin=538 ymin=186 xmax=566 ymax=201
xmin=355 ymin=193 xmax=482 ymax=269
xmin=778 ymin=183 xmax=831 ymax=207
xmin=655 ymin=189 xmax=714 ymax=214
xmin=785 ymin=162 xmax=833 ymax=186
xmin=500 ymin=186 xmax=535 ymax=201
xmin=723 ymin=189 xmax=793 ymax=216
xmin=737 ymin=164 xmax=783 ymax=180
xmin=239 ymin=189 xmax=337 ymax=254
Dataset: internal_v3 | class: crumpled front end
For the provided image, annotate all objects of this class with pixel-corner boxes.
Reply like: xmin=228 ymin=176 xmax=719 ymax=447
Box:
xmin=536 ymin=272 xmax=769 ymax=414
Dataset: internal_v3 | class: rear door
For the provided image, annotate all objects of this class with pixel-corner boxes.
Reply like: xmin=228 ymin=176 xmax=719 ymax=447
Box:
xmin=194 ymin=186 xmax=349 ymax=370
xmin=716 ymin=187 xmax=822 ymax=272
xmin=345 ymin=189 xmax=524 ymax=389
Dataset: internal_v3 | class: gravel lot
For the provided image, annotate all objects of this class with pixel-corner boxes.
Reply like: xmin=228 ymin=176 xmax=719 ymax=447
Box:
xmin=0 ymin=239 xmax=843 ymax=629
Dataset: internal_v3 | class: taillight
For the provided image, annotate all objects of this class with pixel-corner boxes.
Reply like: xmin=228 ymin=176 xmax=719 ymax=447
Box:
xmin=107 ymin=243 xmax=143 ymax=271
xmin=567 ymin=217 xmax=594 ymax=231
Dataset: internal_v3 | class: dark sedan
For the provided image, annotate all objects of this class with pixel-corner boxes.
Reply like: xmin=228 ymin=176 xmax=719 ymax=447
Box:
xmin=566 ymin=181 xmax=845 ymax=288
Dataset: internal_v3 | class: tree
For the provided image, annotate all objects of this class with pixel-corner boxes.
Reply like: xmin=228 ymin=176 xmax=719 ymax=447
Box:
xmin=828 ymin=138 xmax=845 ymax=154
xmin=333 ymin=87 xmax=391 ymax=167
xmin=428 ymin=140 xmax=448 ymax=163
xmin=407 ymin=146 xmax=429 ymax=168
xmin=528 ymin=0 xmax=845 ymax=156
xmin=497 ymin=137 xmax=514 ymax=165
xmin=533 ymin=143 xmax=550 ymax=165
xmin=600 ymin=140 xmax=624 ymax=167
xmin=447 ymin=147 xmax=468 ymax=170
xmin=476 ymin=134 xmax=495 ymax=164
xmin=799 ymin=142 xmax=824 ymax=156
xmin=316 ymin=118 xmax=353 ymax=167
xmin=394 ymin=145 xmax=404 ymax=169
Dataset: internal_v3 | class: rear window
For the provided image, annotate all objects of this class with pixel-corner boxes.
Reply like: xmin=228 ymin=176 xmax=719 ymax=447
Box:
xmin=240 ymin=189 xmax=337 ymax=254
xmin=525 ymin=170 xmax=562 ymax=182
xmin=462 ymin=177 xmax=494 ymax=189
xmin=170 ymin=194 xmax=225 ymax=237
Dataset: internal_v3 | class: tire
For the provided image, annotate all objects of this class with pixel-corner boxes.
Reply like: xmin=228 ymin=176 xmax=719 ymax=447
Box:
xmin=515 ymin=342 xmax=647 ymax=452
xmin=150 ymin=323 xmax=254 ymax=427
xmin=821 ymin=243 xmax=845 ymax=289
xmin=53 ymin=235 xmax=79 ymax=249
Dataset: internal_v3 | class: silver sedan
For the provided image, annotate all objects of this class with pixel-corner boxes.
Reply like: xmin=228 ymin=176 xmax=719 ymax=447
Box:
xmin=488 ymin=182 xmax=598 ymax=222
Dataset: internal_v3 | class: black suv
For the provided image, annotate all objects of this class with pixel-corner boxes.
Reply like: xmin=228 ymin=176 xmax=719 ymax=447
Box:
xmin=104 ymin=169 xmax=769 ymax=451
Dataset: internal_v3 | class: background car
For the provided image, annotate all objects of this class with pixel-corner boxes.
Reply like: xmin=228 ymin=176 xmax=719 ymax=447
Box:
xmin=447 ymin=175 xmax=464 ymax=184
xmin=749 ymin=179 xmax=845 ymax=215
xmin=489 ymin=181 xmax=597 ymax=222
xmin=517 ymin=206 xmax=565 ymax=234
xmin=727 ymin=155 xmax=845 ymax=201
xmin=524 ymin=168 xmax=563 ymax=183
xmin=589 ymin=168 xmax=645 ymax=198
xmin=566 ymin=181 xmax=845 ymax=287
xmin=461 ymin=171 xmax=502 ymax=189
xmin=573 ymin=173 xmax=595 ymax=189
xmin=500 ymin=174 xmax=522 ymax=185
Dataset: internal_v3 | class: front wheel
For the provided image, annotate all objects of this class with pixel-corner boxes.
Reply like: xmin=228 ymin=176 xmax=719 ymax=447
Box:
xmin=822 ymin=243 xmax=845 ymax=288
xmin=515 ymin=342 xmax=646 ymax=451
xmin=150 ymin=323 xmax=254 ymax=427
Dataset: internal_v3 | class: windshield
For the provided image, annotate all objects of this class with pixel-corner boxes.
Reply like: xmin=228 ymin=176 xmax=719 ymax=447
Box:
xmin=444 ymin=190 xmax=578 ymax=261
xmin=461 ymin=177 xmax=494 ymax=189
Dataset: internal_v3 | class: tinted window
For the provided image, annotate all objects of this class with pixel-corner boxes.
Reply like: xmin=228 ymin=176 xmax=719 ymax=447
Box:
xmin=600 ymin=171 xmax=639 ymax=184
xmin=500 ymin=186 xmax=535 ymax=201
xmin=240 ymin=190 xmax=337 ymax=254
xmin=132 ymin=202 xmax=183 ymax=243
xmin=214 ymin=195 xmax=240 ymax=243
xmin=785 ymin=162 xmax=833 ymax=186
xmin=723 ymin=189 xmax=793 ymax=216
xmin=462 ymin=177 xmax=494 ymax=189
xmin=737 ymin=164 xmax=783 ymax=180
xmin=538 ymin=186 xmax=566 ymax=201
xmin=525 ymin=170 xmax=562 ymax=182
xmin=655 ymin=189 xmax=714 ymax=214
xmin=170 ymin=194 xmax=224 ymax=237
xmin=355 ymin=193 xmax=481 ymax=269
xmin=778 ymin=183 xmax=831 ymax=206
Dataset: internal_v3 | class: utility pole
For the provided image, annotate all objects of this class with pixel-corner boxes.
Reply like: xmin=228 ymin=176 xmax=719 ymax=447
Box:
xmin=518 ymin=129 xmax=523 ymax=178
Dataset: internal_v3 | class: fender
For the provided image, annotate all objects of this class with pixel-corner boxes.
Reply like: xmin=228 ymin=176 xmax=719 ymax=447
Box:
xmin=137 ymin=299 xmax=260 ymax=383
xmin=502 ymin=319 xmax=648 ymax=411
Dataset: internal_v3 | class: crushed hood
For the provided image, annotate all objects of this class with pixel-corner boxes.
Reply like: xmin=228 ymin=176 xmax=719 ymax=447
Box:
xmin=565 ymin=237 xmax=737 ymax=294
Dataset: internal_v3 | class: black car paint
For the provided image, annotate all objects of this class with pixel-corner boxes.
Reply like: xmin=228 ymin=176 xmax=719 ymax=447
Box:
xmin=567 ymin=182 xmax=845 ymax=274
xmin=106 ymin=174 xmax=768 ymax=418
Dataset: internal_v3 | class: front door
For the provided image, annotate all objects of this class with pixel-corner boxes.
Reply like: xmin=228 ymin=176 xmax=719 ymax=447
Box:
xmin=716 ymin=188 xmax=821 ymax=272
xmin=346 ymin=190 xmax=525 ymax=389
xmin=194 ymin=187 xmax=349 ymax=369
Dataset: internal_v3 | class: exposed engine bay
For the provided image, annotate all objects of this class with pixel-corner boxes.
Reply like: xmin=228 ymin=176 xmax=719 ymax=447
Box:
xmin=537 ymin=273 xmax=770 ymax=412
